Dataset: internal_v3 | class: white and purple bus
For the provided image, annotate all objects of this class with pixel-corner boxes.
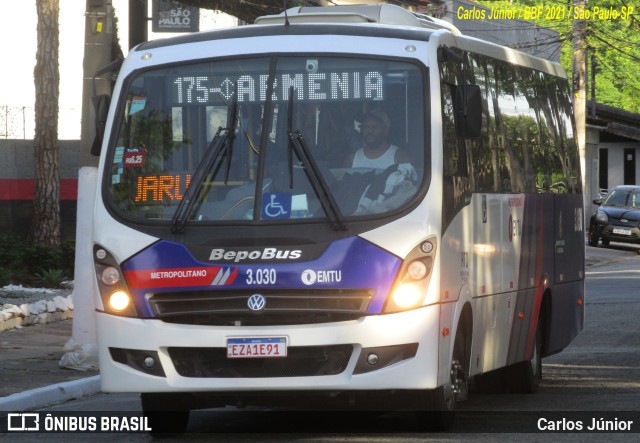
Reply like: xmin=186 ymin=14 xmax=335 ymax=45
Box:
xmin=91 ymin=4 xmax=584 ymax=432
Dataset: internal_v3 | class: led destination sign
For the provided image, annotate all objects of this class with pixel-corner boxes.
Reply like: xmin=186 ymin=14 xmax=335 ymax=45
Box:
xmin=134 ymin=174 xmax=191 ymax=203
xmin=170 ymin=71 xmax=385 ymax=105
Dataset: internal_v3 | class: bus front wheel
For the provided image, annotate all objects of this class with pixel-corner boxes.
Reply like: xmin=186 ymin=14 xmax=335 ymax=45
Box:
xmin=416 ymin=324 xmax=468 ymax=431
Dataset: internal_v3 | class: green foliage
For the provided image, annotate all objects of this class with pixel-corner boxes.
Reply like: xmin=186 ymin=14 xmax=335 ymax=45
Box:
xmin=0 ymin=233 xmax=25 ymax=268
xmin=474 ymin=0 xmax=640 ymax=114
xmin=0 ymin=234 xmax=74 ymax=288
xmin=35 ymin=268 xmax=69 ymax=289
xmin=59 ymin=241 xmax=76 ymax=278
xmin=0 ymin=267 xmax=10 ymax=287
xmin=22 ymin=244 xmax=63 ymax=273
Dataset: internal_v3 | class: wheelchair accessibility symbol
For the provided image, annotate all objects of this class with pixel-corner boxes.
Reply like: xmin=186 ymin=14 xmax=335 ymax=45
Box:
xmin=261 ymin=192 xmax=292 ymax=219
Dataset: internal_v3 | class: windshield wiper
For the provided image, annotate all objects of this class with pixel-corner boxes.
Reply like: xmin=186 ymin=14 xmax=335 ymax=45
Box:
xmin=222 ymin=89 xmax=238 ymax=184
xmin=286 ymin=87 xmax=347 ymax=231
xmin=170 ymin=88 xmax=238 ymax=233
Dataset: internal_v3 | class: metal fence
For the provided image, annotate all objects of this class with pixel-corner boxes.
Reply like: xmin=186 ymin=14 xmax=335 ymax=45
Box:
xmin=0 ymin=105 xmax=34 ymax=139
xmin=0 ymin=105 xmax=80 ymax=140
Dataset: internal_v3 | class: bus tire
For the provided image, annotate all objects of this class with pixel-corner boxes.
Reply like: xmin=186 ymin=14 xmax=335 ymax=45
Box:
xmin=416 ymin=324 xmax=468 ymax=431
xmin=141 ymin=393 xmax=190 ymax=436
xmin=473 ymin=368 xmax=507 ymax=394
xmin=416 ymin=387 xmax=455 ymax=431
xmin=506 ymin=322 xmax=542 ymax=393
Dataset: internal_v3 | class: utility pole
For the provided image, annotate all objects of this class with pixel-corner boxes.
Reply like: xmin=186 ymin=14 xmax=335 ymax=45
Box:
xmin=70 ymin=0 xmax=115 ymax=364
xmin=129 ymin=0 xmax=148 ymax=50
xmin=80 ymin=0 xmax=115 ymax=167
xmin=590 ymin=51 xmax=597 ymax=118
xmin=572 ymin=0 xmax=588 ymax=222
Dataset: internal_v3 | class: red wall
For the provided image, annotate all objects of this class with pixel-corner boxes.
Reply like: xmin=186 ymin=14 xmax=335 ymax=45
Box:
xmin=0 ymin=179 xmax=78 ymax=201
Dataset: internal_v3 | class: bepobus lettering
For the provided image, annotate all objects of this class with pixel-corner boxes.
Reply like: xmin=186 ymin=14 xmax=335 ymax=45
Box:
xmin=210 ymin=247 xmax=302 ymax=262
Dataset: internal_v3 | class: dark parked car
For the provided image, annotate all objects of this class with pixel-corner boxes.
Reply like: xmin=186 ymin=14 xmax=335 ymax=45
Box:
xmin=589 ymin=185 xmax=640 ymax=247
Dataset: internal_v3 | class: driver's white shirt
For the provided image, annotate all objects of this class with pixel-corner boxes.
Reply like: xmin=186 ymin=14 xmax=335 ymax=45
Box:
xmin=352 ymin=145 xmax=398 ymax=169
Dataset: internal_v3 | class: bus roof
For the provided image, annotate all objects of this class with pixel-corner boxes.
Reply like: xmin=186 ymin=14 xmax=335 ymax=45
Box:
xmin=134 ymin=4 xmax=565 ymax=78
xmin=135 ymin=22 xmax=433 ymax=52
xmin=254 ymin=4 xmax=461 ymax=35
xmin=136 ymin=4 xmax=452 ymax=52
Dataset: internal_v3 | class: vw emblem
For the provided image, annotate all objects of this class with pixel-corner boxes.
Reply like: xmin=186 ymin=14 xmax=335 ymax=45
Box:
xmin=247 ymin=294 xmax=266 ymax=311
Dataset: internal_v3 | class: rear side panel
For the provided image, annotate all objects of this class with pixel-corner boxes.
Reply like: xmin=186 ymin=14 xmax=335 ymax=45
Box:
xmin=441 ymin=192 xmax=584 ymax=376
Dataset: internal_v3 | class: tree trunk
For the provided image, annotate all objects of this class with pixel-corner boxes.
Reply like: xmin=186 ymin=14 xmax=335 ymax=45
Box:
xmin=30 ymin=0 xmax=61 ymax=246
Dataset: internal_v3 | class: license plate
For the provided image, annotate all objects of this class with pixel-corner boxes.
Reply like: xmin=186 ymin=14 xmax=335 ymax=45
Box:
xmin=613 ymin=227 xmax=632 ymax=236
xmin=227 ymin=337 xmax=287 ymax=358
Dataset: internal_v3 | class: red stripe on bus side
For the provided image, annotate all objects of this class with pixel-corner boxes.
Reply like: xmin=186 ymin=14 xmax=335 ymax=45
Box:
xmin=526 ymin=201 xmax=546 ymax=358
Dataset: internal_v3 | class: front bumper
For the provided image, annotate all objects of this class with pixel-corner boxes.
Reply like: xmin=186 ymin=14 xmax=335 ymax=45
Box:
xmin=97 ymin=305 xmax=441 ymax=393
xmin=592 ymin=222 xmax=640 ymax=243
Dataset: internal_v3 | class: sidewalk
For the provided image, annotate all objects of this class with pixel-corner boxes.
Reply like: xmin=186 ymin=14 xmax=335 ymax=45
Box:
xmin=0 ymin=319 xmax=101 ymax=411
xmin=0 ymin=244 xmax=638 ymax=412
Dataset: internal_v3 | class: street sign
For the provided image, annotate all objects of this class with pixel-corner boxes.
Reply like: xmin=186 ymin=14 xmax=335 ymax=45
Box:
xmin=152 ymin=0 xmax=199 ymax=33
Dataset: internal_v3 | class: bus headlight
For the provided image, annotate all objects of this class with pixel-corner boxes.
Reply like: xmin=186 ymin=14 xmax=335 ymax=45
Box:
xmin=407 ymin=259 xmax=428 ymax=280
xmin=391 ymin=282 xmax=423 ymax=308
xmin=109 ymin=291 xmax=131 ymax=311
xmin=101 ymin=266 xmax=121 ymax=285
xmin=94 ymin=244 xmax=138 ymax=317
xmin=384 ymin=238 xmax=437 ymax=313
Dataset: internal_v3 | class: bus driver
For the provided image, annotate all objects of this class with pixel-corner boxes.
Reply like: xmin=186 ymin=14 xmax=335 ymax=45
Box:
xmin=341 ymin=109 xmax=418 ymax=214
xmin=346 ymin=109 xmax=410 ymax=169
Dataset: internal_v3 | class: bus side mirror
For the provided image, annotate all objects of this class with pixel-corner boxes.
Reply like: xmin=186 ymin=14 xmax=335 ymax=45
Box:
xmin=91 ymin=94 xmax=111 ymax=156
xmin=453 ymin=84 xmax=482 ymax=138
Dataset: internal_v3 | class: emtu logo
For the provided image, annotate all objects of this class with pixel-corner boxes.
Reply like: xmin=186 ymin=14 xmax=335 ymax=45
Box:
xmin=301 ymin=269 xmax=317 ymax=285
xmin=301 ymin=269 xmax=342 ymax=285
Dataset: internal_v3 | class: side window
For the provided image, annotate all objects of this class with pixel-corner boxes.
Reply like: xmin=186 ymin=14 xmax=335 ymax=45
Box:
xmin=468 ymin=53 xmax=499 ymax=193
xmin=440 ymin=50 xmax=472 ymax=229
xmin=532 ymin=70 xmax=580 ymax=194
xmin=504 ymin=65 xmax=538 ymax=193
xmin=493 ymin=60 xmax=526 ymax=193
xmin=439 ymin=46 xmax=581 ymax=230
xmin=551 ymin=78 xmax=581 ymax=194
xmin=440 ymin=57 xmax=466 ymax=178
xmin=484 ymin=57 xmax=580 ymax=195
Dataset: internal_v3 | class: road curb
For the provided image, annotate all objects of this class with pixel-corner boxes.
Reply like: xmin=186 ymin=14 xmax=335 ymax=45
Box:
xmin=0 ymin=310 xmax=74 ymax=332
xmin=0 ymin=293 xmax=74 ymax=333
xmin=0 ymin=375 xmax=101 ymax=412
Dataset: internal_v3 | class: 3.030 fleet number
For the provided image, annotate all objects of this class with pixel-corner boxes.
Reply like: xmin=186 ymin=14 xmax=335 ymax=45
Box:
xmin=245 ymin=268 xmax=277 ymax=285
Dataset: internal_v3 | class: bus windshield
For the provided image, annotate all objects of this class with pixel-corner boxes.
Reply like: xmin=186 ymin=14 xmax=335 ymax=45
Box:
xmin=107 ymin=55 xmax=426 ymax=224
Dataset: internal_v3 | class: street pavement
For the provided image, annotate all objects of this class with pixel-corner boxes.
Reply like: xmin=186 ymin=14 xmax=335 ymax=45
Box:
xmin=0 ymin=243 xmax=638 ymax=412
